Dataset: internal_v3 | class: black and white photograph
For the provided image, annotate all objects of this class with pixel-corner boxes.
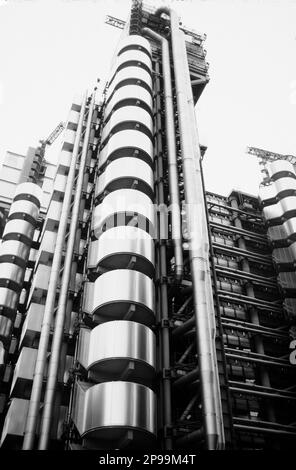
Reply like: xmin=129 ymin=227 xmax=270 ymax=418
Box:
xmin=0 ymin=0 xmax=295 ymax=455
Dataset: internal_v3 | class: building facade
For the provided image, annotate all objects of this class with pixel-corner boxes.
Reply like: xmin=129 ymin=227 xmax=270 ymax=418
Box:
xmin=0 ymin=1 xmax=295 ymax=450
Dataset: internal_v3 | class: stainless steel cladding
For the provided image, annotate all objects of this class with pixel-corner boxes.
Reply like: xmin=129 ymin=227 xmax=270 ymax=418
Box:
xmin=2 ymin=219 xmax=36 ymax=241
xmin=92 ymin=189 xmax=156 ymax=237
xmin=260 ymin=161 xmax=296 ymax=337
xmin=267 ymin=160 xmax=296 ymax=181
xmin=0 ymin=240 xmax=30 ymax=261
xmin=98 ymin=129 xmax=153 ymax=169
xmin=0 ymin=182 xmax=42 ymax=345
xmin=263 ymin=196 xmax=296 ymax=224
xmin=104 ymin=88 xmax=153 ymax=122
xmin=82 ymin=269 xmax=155 ymax=325
xmin=71 ymin=381 xmax=156 ymax=449
xmin=72 ymin=35 xmax=156 ymax=448
xmin=77 ymin=321 xmax=156 ymax=385
xmin=87 ymin=226 xmax=155 ymax=278
xmin=95 ymin=157 xmax=154 ymax=200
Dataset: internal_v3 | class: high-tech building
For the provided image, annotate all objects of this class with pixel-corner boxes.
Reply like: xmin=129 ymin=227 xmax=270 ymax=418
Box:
xmin=0 ymin=1 xmax=295 ymax=451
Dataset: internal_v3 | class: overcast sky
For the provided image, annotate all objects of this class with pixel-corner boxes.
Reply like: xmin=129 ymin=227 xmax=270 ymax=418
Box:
xmin=0 ymin=0 xmax=295 ymax=197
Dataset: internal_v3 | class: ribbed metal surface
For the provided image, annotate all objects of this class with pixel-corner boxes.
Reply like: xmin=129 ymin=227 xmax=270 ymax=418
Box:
xmin=72 ymin=381 xmax=156 ymax=448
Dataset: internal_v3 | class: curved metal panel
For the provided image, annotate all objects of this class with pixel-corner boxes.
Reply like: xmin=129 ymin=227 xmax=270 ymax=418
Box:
xmin=0 ymin=240 xmax=30 ymax=261
xmin=106 ymin=67 xmax=152 ymax=103
xmin=263 ymin=196 xmax=296 ymax=224
xmin=14 ymin=182 xmax=43 ymax=205
xmin=95 ymin=157 xmax=154 ymax=200
xmin=104 ymin=86 xmax=152 ymax=121
xmin=0 ymin=263 xmax=24 ymax=286
xmin=2 ymin=219 xmax=35 ymax=241
xmin=117 ymin=35 xmax=152 ymax=56
xmin=268 ymin=160 xmax=296 ymax=181
xmin=99 ymin=130 xmax=153 ymax=170
xmin=283 ymin=217 xmax=296 ymax=241
xmin=259 ymin=184 xmax=277 ymax=206
xmin=83 ymin=269 xmax=155 ymax=326
xmin=101 ymin=106 xmax=153 ymax=144
xmin=263 ymin=201 xmax=282 ymax=223
xmin=275 ymin=176 xmax=296 ymax=196
xmin=72 ymin=381 xmax=156 ymax=448
xmin=0 ymin=287 xmax=19 ymax=310
xmin=92 ymin=189 xmax=156 ymax=237
xmin=77 ymin=321 xmax=156 ymax=384
xmin=9 ymin=200 xmax=39 ymax=221
xmin=88 ymin=226 xmax=155 ymax=278
xmin=110 ymin=49 xmax=152 ymax=78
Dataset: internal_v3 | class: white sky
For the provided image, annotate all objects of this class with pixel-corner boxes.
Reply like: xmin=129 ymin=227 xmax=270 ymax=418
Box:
xmin=0 ymin=0 xmax=296 ymax=197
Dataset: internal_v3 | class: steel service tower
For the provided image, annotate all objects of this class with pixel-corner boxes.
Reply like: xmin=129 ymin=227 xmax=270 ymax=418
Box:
xmin=0 ymin=1 xmax=295 ymax=451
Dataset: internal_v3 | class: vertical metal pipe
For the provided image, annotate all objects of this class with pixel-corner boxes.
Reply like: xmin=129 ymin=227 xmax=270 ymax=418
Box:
xmin=38 ymin=93 xmax=95 ymax=450
xmin=142 ymin=27 xmax=183 ymax=282
xmin=22 ymin=93 xmax=88 ymax=450
xmin=154 ymin=59 xmax=173 ymax=450
xmin=180 ymin=34 xmax=224 ymax=448
xmin=200 ymin=163 xmax=235 ymax=447
xmin=155 ymin=6 xmax=221 ymax=450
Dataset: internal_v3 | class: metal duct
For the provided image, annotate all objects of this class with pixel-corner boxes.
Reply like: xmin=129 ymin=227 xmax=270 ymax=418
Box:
xmin=22 ymin=94 xmax=88 ymax=450
xmin=155 ymin=6 xmax=222 ymax=450
xmin=142 ymin=27 xmax=183 ymax=282
xmin=38 ymin=93 xmax=96 ymax=450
